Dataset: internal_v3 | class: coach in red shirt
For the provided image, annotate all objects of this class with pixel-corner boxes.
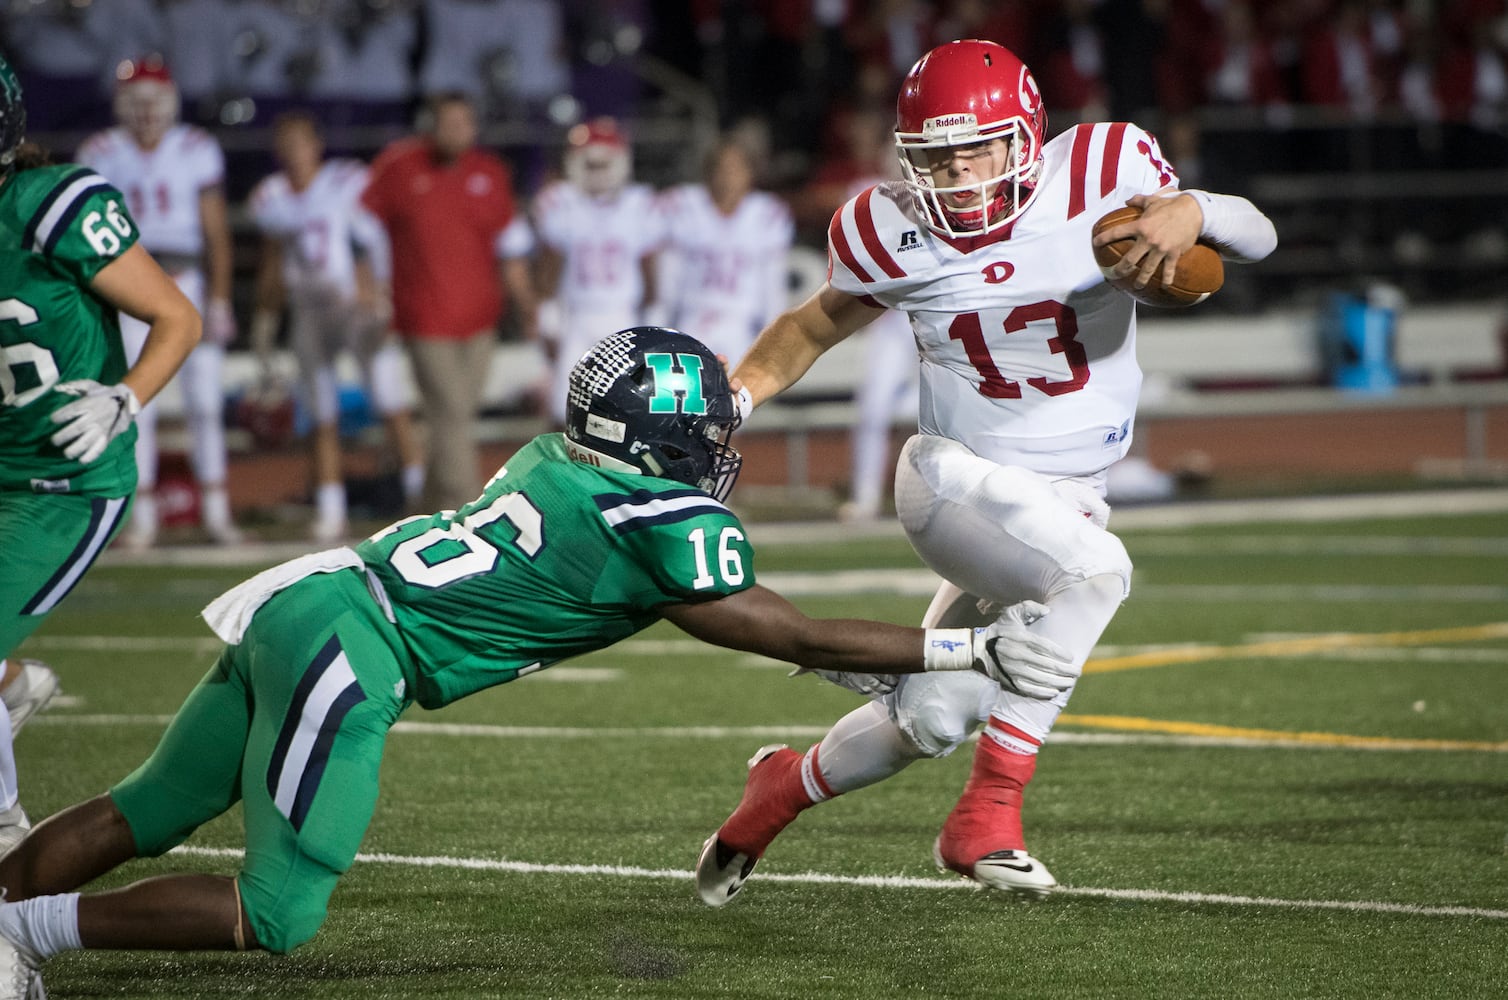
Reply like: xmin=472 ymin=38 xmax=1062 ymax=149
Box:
xmin=362 ymin=91 xmax=536 ymax=511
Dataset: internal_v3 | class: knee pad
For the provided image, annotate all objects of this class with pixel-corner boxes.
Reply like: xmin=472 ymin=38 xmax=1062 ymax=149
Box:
xmin=885 ymin=669 xmax=997 ymax=758
xmin=895 ymin=434 xmax=1132 ymax=604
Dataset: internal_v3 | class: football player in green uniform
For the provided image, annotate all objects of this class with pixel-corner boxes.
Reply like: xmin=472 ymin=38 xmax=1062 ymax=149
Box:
xmin=0 ymin=327 xmax=1074 ymax=994
xmin=0 ymin=54 xmax=201 ymax=857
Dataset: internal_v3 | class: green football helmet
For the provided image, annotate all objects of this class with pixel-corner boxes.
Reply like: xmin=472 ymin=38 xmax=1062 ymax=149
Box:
xmin=566 ymin=327 xmax=743 ymax=501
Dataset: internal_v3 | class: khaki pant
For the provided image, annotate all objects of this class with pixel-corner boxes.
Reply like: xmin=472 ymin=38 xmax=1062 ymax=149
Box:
xmin=403 ymin=333 xmax=495 ymax=511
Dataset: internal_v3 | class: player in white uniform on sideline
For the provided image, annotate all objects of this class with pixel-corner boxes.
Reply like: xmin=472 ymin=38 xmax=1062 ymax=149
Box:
xmin=838 ymin=151 xmax=919 ymax=522
xmin=696 ymin=39 xmax=1277 ymax=903
xmin=76 ymin=55 xmax=240 ymax=547
xmin=653 ymin=138 xmax=793 ymax=364
xmin=248 ymin=112 xmax=423 ymax=543
xmin=533 ymin=117 xmax=664 ymax=425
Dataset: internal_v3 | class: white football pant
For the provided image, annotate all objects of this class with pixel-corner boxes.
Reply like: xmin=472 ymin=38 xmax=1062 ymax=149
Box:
xmin=849 ymin=309 xmax=918 ymax=515
xmin=879 ymin=433 xmax=1133 ymax=757
xmin=119 ymin=268 xmax=228 ymax=491
xmin=289 ymin=289 xmax=411 ymax=426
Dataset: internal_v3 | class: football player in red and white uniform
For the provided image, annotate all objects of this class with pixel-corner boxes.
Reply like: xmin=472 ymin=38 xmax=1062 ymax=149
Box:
xmin=533 ymin=117 xmax=664 ymax=424
xmin=697 ymin=39 xmax=1277 ymax=903
xmin=77 ymin=56 xmax=240 ymax=547
xmin=248 ymin=112 xmax=423 ymax=543
xmin=652 ymin=138 xmax=794 ymax=365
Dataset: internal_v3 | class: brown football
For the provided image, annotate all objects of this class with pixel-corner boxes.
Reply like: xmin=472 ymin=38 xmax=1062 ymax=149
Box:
xmin=1091 ymin=206 xmax=1224 ymax=308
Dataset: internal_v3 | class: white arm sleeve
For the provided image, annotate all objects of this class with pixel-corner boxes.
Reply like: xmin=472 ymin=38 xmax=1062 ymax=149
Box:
xmin=1184 ymin=189 xmax=1278 ymax=263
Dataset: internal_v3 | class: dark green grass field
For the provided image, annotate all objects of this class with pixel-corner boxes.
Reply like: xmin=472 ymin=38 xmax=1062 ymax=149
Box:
xmin=15 ymin=506 xmax=1508 ymax=999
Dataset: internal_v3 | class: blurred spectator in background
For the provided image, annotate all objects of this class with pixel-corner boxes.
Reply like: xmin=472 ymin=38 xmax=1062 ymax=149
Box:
xmin=796 ymin=106 xmax=918 ymax=522
xmin=222 ymin=0 xmax=319 ymax=121
xmin=418 ymin=0 xmax=569 ymax=119
xmin=1439 ymin=0 xmax=1508 ymax=137
xmin=249 ymin=112 xmax=422 ymax=543
xmin=77 ymin=56 xmax=241 ymax=548
xmin=532 ymin=117 xmax=664 ymax=425
xmin=1032 ymin=0 xmax=1108 ymax=124
xmin=2 ymin=0 xmax=163 ymax=132
xmin=653 ymin=135 xmax=793 ymax=365
xmin=1093 ymin=0 xmax=1170 ymax=123
xmin=563 ymin=0 xmax=653 ymax=120
xmin=306 ymin=0 xmax=420 ymax=127
xmin=361 ymin=91 xmax=536 ymax=511
xmin=160 ymin=0 xmax=238 ymax=125
xmin=1301 ymin=0 xmax=1387 ymax=117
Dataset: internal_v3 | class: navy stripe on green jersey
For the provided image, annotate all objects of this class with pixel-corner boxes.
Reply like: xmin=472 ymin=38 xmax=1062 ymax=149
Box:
xmin=20 ymin=496 xmax=128 ymax=615
xmin=267 ymin=635 xmax=367 ymax=831
xmin=24 ymin=168 xmax=108 ymax=255
xmin=594 ymin=488 xmax=730 ymax=534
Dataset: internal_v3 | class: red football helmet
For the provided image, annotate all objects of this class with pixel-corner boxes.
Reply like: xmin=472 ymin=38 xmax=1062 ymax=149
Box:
xmin=114 ymin=55 xmax=179 ymax=146
xmin=564 ymin=117 xmax=631 ymax=196
xmin=895 ymin=40 xmax=1047 ymax=237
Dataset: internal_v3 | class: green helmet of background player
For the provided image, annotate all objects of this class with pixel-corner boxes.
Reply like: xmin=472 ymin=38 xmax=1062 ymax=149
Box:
xmin=0 ymin=54 xmax=24 ymax=176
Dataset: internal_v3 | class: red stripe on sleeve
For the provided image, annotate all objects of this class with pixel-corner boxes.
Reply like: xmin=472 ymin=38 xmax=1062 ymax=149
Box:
xmin=828 ymin=205 xmax=874 ymax=284
xmin=1067 ymin=124 xmax=1093 ymax=220
xmin=1100 ymin=122 xmax=1127 ymax=198
xmin=854 ymin=187 xmax=906 ymax=279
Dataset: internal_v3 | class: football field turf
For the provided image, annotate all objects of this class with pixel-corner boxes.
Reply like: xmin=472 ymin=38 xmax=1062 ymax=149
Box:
xmin=16 ymin=499 xmax=1508 ymax=999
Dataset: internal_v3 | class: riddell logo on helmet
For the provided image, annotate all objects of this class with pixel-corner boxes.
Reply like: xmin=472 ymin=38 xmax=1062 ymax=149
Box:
xmin=922 ymin=113 xmax=978 ymax=138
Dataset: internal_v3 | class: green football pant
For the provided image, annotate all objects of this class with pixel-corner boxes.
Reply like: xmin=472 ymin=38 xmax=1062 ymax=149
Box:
xmin=111 ymin=569 xmax=412 ymax=953
xmin=0 ymin=490 xmax=130 ymax=660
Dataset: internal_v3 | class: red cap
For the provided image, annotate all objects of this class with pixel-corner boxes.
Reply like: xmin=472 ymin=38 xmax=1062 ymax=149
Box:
xmin=116 ymin=54 xmax=173 ymax=87
xmin=567 ymin=117 xmax=628 ymax=151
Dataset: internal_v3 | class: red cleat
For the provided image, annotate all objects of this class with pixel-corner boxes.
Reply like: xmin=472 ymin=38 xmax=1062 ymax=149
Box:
xmin=933 ymin=735 xmax=1057 ymax=898
xmin=694 ymin=744 xmax=814 ymax=906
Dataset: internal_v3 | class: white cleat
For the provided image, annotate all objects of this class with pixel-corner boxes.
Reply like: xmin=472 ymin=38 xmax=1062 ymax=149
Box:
xmin=3 ymin=661 xmax=59 ymax=735
xmin=0 ymin=921 xmax=42 ymax=1000
xmin=694 ymin=833 xmax=758 ymax=908
xmin=932 ymin=838 xmax=1057 ymax=899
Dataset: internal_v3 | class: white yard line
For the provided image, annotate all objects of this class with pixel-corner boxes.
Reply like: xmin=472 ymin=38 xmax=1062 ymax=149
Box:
xmin=1129 ymin=536 xmax=1508 ymax=557
xmin=167 ymin=844 xmax=1508 ymax=921
xmin=90 ymin=489 xmax=1508 ymax=569
xmin=29 ymin=714 xmax=1506 ymax=752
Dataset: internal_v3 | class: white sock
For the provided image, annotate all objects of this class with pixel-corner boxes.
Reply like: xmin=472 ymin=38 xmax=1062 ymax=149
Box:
xmin=401 ymin=464 xmax=424 ymax=507
xmin=814 ymin=700 xmax=924 ymax=795
xmin=0 ymin=894 xmax=82 ymax=959
xmin=201 ymin=485 xmax=233 ymax=530
xmin=315 ymin=482 xmax=346 ymax=523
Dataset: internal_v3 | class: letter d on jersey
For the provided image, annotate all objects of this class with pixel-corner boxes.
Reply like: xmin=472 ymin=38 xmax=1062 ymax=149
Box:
xmin=645 ymin=352 xmax=708 ymax=414
xmin=981 ymin=262 xmax=1014 ymax=284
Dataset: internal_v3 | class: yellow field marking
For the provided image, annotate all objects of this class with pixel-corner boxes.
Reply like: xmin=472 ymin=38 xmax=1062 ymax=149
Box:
xmin=1058 ymin=714 xmax=1508 ymax=752
xmin=1085 ymin=621 xmax=1508 ymax=674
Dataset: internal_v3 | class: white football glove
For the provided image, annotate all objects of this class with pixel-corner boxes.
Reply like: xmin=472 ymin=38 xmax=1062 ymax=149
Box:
xmin=205 ymin=298 xmax=238 ymax=346
xmin=49 ymin=380 xmax=142 ymax=464
xmin=975 ymin=601 xmax=1079 ymax=700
